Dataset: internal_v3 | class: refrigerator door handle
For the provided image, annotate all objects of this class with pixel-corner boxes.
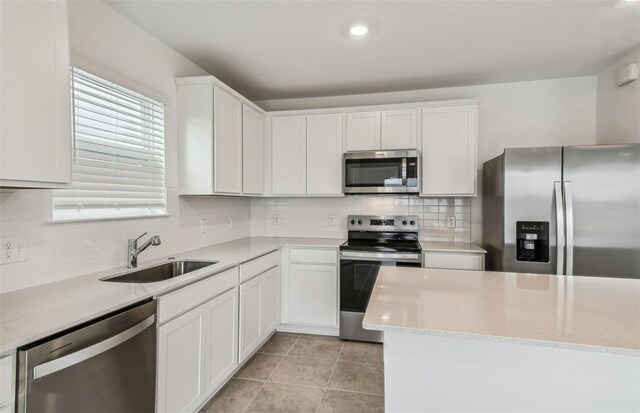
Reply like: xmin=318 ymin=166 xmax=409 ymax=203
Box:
xmin=564 ymin=181 xmax=574 ymax=276
xmin=554 ymin=182 xmax=565 ymax=275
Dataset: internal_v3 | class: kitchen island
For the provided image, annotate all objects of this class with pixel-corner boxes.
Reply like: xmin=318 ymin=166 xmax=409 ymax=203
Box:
xmin=363 ymin=267 xmax=640 ymax=413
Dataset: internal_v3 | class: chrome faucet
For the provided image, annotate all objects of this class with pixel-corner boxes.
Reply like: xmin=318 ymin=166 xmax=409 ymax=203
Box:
xmin=127 ymin=232 xmax=161 ymax=268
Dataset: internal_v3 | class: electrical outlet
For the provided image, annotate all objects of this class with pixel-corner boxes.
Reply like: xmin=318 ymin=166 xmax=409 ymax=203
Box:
xmin=273 ymin=214 xmax=281 ymax=225
xmin=447 ymin=216 xmax=456 ymax=228
xmin=229 ymin=217 xmax=235 ymax=229
xmin=200 ymin=218 xmax=207 ymax=233
xmin=1 ymin=236 xmax=27 ymax=264
xmin=328 ymin=214 xmax=336 ymax=226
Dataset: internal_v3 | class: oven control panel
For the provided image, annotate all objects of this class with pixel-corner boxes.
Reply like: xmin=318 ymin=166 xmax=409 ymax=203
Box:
xmin=347 ymin=215 xmax=419 ymax=232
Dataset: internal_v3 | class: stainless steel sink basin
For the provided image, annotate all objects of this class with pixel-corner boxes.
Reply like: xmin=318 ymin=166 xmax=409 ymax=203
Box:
xmin=101 ymin=260 xmax=218 ymax=283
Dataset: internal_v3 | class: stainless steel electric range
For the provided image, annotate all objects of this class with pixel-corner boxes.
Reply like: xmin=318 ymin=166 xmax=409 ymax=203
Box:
xmin=339 ymin=215 xmax=422 ymax=342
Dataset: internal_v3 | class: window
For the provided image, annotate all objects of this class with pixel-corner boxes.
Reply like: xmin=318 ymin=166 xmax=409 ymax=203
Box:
xmin=53 ymin=68 xmax=166 ymax=220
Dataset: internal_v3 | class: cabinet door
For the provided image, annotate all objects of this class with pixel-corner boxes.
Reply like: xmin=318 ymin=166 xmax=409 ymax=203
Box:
xmin=204 ymin=288 xmax=239 ymax=395
xmin=307 ymin=113 xmax=343 ymax=195
xmin=421 ymin=105 xmax=477 ymax=196
xmin=271 ymin=115 xmax=306 ymax=195
xmin=260 ymin=267 xmax=280 ymax=336
xmin=0 ymin=353 xmax=15 ymax=413
xmin=213 ymin=86 xmax=242 ymax=194
xmin=289 ymin=264 xmax=338 ymax=327
xmin=381 ymin=108 xmax=417 ymax=150
xmin=239 ymin=275 xmax=262 ymax=363
xmin=346 ymin=111 xmax=381 ymax=151
xmin=0 ymin=1 xmax=71 ymax=186
xmin=242 ymin=104 xmax=264 ymax=195
xmin=157 ymin=307 xmax=205 ymax=413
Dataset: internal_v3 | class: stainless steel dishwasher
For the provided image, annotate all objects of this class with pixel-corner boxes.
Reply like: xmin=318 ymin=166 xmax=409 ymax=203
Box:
xmin=17 ymin=300 xmax=156 ymax=413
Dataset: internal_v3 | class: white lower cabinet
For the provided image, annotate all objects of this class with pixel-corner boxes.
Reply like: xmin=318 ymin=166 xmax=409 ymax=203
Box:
xmin=239 ymin=275 xmax=262 ymax=362
xmin=289 ymin=264 xmax=338 ymax=326
xmin=0 ymin=352 xmax=15 ymax=413
xmin=157 ymin=306 xmax=206 ymax=413
xmin=204 ymin=288 xmax=239 ymax=396
xmin=156 ymin=268 xmax=240 ymax=413
xmin=239 ymin=266 xmax=281 ymax=363
xmin=260 ymin=267 xmax=281 ymax=336
xmin=281 ymin=247 xmax=339 ymax=332
xmin=157 ymin=287 xmax=239 ymax=413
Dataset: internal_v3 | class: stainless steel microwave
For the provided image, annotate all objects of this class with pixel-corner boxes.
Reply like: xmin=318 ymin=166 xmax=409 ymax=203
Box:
xmin=344 ymin=150 xmax=420 ymax=194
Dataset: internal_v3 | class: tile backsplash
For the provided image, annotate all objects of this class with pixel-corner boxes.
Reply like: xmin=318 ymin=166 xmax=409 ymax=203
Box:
xmin=0 ymin=188 xmax=251 ymax=293
xmin=1 ymin=191 xmax=472 ymax=293
xmin=251 ymin=196 xmax=471 ymax=243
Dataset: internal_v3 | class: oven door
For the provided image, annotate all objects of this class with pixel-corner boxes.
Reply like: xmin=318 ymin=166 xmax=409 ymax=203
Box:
xmin=339 ymin=251 xmax=422 ymax=314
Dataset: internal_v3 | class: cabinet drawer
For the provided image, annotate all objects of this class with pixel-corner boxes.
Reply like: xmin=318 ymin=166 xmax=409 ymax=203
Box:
xmin=423 ymin=252 xmax=484 ymax=271
xmin=158 ymin=267 xmax=238 ymax=324
xmin=289 ymin=248 xmax=337 ymax=265
xmin=240 ymin=251 xmax=280 ymax=283
xmin=0 ymin=353 xmax=14 ymax=410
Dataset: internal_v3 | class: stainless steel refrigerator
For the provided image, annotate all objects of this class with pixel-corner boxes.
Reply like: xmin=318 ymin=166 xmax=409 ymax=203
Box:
xmin=483 ymin=144 xmax=640 ymax=279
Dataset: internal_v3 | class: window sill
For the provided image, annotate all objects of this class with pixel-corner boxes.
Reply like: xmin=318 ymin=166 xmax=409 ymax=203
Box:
xmin=45 ymin=214 xmax=171 ymax=225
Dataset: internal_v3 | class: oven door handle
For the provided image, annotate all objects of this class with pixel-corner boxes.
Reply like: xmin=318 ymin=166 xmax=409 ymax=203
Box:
xmin=340 ymin=251 xmax=422 ymax=263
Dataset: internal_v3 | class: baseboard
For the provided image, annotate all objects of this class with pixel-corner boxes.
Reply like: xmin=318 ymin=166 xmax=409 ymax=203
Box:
xmin=277 ymin=323 xmax=339 ymax=337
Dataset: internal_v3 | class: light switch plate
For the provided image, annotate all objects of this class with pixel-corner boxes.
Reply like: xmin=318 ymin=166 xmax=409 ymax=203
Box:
xmin=328 ymin=214 xmax=336 ymax=226
xmin=273 ymin=214 xmax=281 ymax=225
xmin=229 ymin=217 xmax=235 ymax=229
xmin=1 ymin=236 xmax=28 ymax=264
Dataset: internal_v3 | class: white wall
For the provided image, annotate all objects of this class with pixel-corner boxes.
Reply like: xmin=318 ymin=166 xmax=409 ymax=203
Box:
xmin=0 ymin=1 xmax=251 ymax=293
xmin=596 ymin=46 xmax=640 ymax=144
xmin=256 ymin=76 xmax=598 ymax=243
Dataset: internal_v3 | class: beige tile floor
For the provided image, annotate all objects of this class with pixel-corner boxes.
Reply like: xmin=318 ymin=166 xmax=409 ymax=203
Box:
xmin=200 ymin=333 xmax=385 ymax=413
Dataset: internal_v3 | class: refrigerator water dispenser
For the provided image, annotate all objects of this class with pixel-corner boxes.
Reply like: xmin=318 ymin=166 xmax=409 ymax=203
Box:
xmin=516 ymin=221 xmax=549 ymax=262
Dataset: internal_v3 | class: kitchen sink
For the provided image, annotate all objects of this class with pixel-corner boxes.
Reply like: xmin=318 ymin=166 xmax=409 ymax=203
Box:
xmin=100 ymin=260 xmax=219 ymax=283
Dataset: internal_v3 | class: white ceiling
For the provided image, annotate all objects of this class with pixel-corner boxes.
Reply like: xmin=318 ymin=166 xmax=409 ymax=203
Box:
xmin=106 ymin=0 xmax=640 ymax=101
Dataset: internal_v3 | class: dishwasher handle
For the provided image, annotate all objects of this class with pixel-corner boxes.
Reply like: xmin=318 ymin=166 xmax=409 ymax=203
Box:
xmin=32 ymin=314 xmax=155 ymax=379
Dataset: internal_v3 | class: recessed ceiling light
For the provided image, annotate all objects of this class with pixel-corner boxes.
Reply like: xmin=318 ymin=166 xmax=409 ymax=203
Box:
xmin=350 ymin=25 xmax=368 ymax=37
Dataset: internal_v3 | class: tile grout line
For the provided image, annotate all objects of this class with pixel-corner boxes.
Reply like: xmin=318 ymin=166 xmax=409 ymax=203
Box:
xmin=314 ymin=340 xmax=345 ymax=413
xmin=240 ymin=334 xmax=302 ymax=413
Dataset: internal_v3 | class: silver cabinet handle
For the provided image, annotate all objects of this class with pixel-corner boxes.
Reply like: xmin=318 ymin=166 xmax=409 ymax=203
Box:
xmin=32 ymin=315 xmax=155 ymax=379
xmin=564 ymin=181 xmax=574 ymax=276
xmin=554 ymin=182 xmax=565 ymax=275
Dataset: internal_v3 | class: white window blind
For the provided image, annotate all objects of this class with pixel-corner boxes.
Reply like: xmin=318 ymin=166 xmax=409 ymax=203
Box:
xmin=53 ymin=68 xmax=167 ymax=220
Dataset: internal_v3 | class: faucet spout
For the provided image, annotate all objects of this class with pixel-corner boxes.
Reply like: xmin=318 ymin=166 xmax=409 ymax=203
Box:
xmin=127 ymin=234 xmax=161 ymax=268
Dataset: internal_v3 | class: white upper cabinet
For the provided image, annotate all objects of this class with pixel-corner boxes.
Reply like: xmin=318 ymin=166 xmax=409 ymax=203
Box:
xmin=271 ymin=115 xmax=307 ymax=195
xmin=381 ymin=108 xmax=418 ymax=150
xmin=0 ymin=0 xmax=71 ymax=188
xmin=347 ymin=109 xmax=417 ymax=151
xmin=306 ymin=113 xmax=343 ymax=195
xmin=346 ymin=111 xmax=381 ymax=151
xmin=242 ymin=104 xmax=264 ymax=195
xmin=213 ymin=87 xmax=242 ymax=194
xmin=176 ymin=76 xmax=265 ymax=196
xmin=421 ymin=104 xmax=478 ymax=196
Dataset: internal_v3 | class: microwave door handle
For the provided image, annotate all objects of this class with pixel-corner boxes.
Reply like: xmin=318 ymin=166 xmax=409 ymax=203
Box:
xmin=402 ymin=157 xmax=407 ymax=186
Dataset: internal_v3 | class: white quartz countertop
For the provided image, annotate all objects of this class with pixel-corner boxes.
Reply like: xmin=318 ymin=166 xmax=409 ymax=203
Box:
xmin=363 ymin=267 xmax=640 ymax=355
xmin=0 ymin=237 xmax=344 ymax=353
xmin=420 ymin=241 xmax=486 ymax=253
